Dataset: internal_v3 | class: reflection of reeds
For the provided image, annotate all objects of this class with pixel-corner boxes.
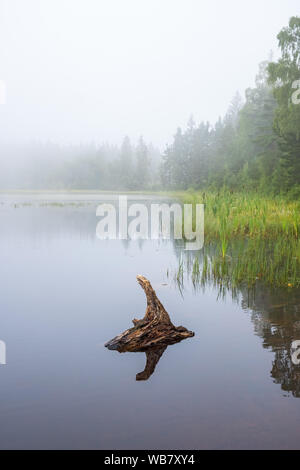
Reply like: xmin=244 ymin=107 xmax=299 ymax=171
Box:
xmin=172 ymin=190 xmax=300 ymax=289
xmin=174 ymin=257 xmax=184 ymax=296
xmin=175 ymin=239 xmax=300 ymax=289
xmin=176 ymin=257 xmax=184 ymax=284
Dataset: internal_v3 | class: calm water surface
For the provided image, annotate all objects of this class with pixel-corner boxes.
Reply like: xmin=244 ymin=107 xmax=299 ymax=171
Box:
xmin=0 ymin=193 xmax=300 ymax=449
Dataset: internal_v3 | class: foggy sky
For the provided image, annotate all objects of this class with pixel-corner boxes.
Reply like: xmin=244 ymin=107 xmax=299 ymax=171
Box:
xmin=0 ymin=0 xmax=299 ymax=149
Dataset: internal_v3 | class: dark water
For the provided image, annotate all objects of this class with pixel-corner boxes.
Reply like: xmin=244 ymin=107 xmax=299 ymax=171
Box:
xmin=0 ymin=193 xmax=300 ymax=450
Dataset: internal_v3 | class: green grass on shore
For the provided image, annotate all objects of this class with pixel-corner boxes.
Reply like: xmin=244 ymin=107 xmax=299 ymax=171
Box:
xmin=175 ymin=189 xmax=300 ymax=241
xmin=173 ymin=190 xmax=300 ymax=289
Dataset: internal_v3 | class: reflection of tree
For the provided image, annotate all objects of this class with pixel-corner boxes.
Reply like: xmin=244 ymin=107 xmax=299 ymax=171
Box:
xmin=239 ymin=284 xmax=300 ymax=397
xmin=172 ymin=239 xmax=300 ymax=396
xmin=271 ymin=349 xmax=300 ymax=397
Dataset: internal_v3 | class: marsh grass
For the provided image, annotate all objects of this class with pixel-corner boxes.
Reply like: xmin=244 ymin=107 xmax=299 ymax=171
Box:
xmin=176 ymin=190 xmax=300 ymax=241
xmin=173 ymin=190 xmax=300 ymax=289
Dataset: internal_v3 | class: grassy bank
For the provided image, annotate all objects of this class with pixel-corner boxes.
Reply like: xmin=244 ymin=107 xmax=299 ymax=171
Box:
xmin=173 ymin=190 xmax=300 ymax=289
xmin=175 ymin=190 xmax=300 ymax=241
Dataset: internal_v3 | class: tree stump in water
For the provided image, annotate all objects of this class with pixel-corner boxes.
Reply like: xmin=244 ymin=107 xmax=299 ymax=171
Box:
xmin=105 ymin=275 xmax=195 ymax=353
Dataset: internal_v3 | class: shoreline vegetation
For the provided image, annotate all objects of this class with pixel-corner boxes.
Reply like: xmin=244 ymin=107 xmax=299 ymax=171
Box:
xmin=176 ymin=190 xmax=300 ymax=290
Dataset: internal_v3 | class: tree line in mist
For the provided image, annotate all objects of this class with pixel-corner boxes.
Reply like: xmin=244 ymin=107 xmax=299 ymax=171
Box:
xmin=0 ymin=137 xmax=161 ymax=191
xmin=1 ymin=17 xmax=299 ymax=197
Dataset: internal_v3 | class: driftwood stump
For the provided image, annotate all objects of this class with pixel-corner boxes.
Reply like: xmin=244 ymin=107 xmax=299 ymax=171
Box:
xmin=105 ymin=275 xmax=194 ymax=379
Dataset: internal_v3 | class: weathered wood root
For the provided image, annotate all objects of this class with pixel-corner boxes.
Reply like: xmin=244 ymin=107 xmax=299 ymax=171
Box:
xmin=105 ymin=275 xmax=195 ymax=353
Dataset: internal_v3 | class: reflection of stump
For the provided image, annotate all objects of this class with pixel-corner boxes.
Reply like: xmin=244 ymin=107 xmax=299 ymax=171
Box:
xmin=136 ymin=346 xmax=167 ymax=381
xmin=105 ymin=275 xmax=195 ymax=353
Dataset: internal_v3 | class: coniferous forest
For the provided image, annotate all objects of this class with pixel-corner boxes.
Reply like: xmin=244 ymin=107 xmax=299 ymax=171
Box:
xmin=162 ymin=17 xmax=300 ymax=196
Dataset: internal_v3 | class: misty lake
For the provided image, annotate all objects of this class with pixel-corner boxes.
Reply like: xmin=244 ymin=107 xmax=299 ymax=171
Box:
xmin=1 ymin=192 xmax=300 ymax=450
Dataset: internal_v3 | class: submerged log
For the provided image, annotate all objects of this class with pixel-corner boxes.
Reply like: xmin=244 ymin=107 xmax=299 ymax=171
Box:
xmin=105 ymin=275 xmax=195 ymax=353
